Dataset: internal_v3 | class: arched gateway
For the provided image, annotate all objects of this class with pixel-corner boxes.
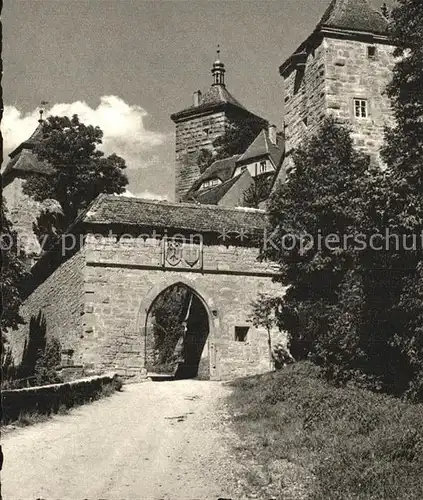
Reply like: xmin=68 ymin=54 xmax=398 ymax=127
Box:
xmin=15 ymin=195 xmax=284 ymax=381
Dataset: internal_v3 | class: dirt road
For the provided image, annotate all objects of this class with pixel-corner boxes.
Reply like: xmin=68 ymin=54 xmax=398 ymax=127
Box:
xmin=1 ymin=380 xmax=238 ymax=500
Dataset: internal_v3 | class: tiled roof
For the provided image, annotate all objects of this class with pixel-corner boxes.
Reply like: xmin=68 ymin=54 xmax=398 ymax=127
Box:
xmin=3 ymin=149 xmax=53 ymax=178
xmin=171 ymin=85 xmax=250 ymax=121
xmin=184 ymin=155 xmax=241 ymax=199
xmin=10 ymin=121 xmax=44 ymax=157
xmin=2 ymin=121 xmax=53 ymax=182
xmin=195 ymin=175 xmax=242 ymax=205
xmin=237 ymin=129 xmax=284 ymax=168
xmin=82 ymin=195 xmax=267 ymax=236
xmin=317 ymin=0 xmax=388 ymax=35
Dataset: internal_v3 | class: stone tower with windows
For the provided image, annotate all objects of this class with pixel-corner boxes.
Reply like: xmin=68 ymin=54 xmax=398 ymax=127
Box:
xmin=279 ymin=0 xmax=395 ymax=166
xmin=171 ymin=51 xmax=266 ymax=202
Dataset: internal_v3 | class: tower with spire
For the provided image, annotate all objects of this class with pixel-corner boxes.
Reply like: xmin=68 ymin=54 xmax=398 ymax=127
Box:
xmin=2 ymin=103 xmax=53 ymax=262
xmin=171 ymin=48 xmax=266 ymax=202
xmin=279 ymin=0 xmax=395 ymax=169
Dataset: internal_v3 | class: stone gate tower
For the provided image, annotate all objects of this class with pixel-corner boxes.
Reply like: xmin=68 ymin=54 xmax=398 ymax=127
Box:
xmin=280 ymin=0 xmax=395 ymax=167
xmin=171 ymin=51 xmax=266 ymax=202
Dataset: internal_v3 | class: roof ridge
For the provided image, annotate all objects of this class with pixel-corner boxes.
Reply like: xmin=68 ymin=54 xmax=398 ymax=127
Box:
xmin=98 ymin=194 xmax=265 ymax=213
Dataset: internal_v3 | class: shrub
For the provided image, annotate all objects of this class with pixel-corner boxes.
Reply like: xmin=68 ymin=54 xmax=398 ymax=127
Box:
xmin=34 ymin=336 xmax=63 ymax=385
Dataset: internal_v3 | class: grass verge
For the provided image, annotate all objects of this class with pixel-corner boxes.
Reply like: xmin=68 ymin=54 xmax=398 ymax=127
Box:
xmin=227 ymin=361 xmax=423 ymax=500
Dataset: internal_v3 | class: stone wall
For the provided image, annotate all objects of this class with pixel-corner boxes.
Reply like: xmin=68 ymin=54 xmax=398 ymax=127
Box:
xmin=282 ymin=36 xmax=395 ymax=163
xmin=8 ymin=230 xmax=285 ymax=381
xmin=283 ymin=40 xmax=327 ymax=156
xmin=7 ymin=250 xmax=86 ymax=365
xmin=324 ymin=37 xmax=395 ymax=161
xmin=175 ymin=111 xmax=230 ymax=201
xmin=82 ymin=234 xmax=284 ymax=380
xmin=3 ymin=177 xmax=43 ymax=259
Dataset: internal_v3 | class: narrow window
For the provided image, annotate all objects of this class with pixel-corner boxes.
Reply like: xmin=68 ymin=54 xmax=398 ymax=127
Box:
xmin=367 ymin=46 xmax=377 ymax=59
xmin=354 ymin=99 xmax=368 ymax=118
xmin=234 ymin=326 xmax=249 ymax=342
xmin=259 ymin=161 xmax=267 ymax=173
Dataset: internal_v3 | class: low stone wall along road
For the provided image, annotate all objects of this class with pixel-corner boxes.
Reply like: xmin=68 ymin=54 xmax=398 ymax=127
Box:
xmin=1 ymin=380 xmax=238 ymax=500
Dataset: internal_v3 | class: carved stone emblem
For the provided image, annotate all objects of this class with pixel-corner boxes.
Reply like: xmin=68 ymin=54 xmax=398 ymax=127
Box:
xmin=182 ymin=245 xmax=200 ymax=267
xmin=166 ymin=240 xmax=183 ymax=266
xmin=163 ymin=237 xmax=203 ymax=269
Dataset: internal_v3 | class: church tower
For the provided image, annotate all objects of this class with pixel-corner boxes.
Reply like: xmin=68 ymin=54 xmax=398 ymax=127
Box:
xmin=171 ymin=50 xmax=266 ymax=202
xmin=279 ymin=0 xmax=395 ymax=166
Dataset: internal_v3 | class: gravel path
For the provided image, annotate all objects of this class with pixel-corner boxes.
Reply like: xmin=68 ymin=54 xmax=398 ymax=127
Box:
xmin=1 ymin=380 xmax=238 ymax=500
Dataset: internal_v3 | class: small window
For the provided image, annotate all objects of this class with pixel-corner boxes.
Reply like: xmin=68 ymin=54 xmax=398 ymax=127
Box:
xmin=354 ymin=99 xmax=368 ymax=118
xmin=235 ymin=326 xmax=249 ymax=342
xmin=259 ymin=161 xmax=267 ymax=173
xmin=367 ymin=46 xmax=377 ymax=59
xmin=200 ymin=178 xmax=221 ymax=190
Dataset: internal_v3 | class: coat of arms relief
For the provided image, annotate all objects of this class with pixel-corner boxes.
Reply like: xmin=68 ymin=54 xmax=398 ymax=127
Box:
xmin=162 ymin=237 xmax=203 ymax=269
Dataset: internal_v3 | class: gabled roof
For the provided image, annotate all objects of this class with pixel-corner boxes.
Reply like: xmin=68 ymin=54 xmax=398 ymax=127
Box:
xmin=195 ymin=174 xmax=243 ymax=205
xmin=237 ymin=129 xmax=284 ymax=168
xmin=171 ymin=84 xmax=251 ymax=122
xmin=184 ymin=155 xmax=241 ymax=200
xmin=318 ymin=0 xmax=388 ymax=35
xmin=81 ymin=194 xmax=267 ymax=237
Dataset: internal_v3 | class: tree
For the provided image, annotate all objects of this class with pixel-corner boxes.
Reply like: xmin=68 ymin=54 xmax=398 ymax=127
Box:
xmin=249 ymin=293 xmax=281 ymax=370
xmin=148 ymin=285 xmax=192 ymax=372
xmin=212 ymin=115 xmax=267 ymax=161
xmin=22 ymin=115 xmax=128 ymax=239
xmin=381 ymin=2 xmax=390 ymax=19
xmin=264 ymin=117 xmax=395 ymax=387
xmin=34 ymin=336 xmax=62 ymax=385
xmin=243 ymin=173 xmax=274 ymax=208
xmin=379 ymin=0 xmax=423 ymax=400
xmin=197 ymin=148 xmax=214 ymax=174
xmin=0 ymin=200 xmax=29 ymax=344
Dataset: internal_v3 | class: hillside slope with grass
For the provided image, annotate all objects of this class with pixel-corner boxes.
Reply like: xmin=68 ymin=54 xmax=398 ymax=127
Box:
xmin=227 ymin=362 xmax=423 ymax=500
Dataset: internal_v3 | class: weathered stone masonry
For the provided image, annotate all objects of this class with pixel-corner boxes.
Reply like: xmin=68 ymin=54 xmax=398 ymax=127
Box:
xmin=280 ymin=1 xmax=394 ymax=166
xmin=12 ymin=249 xmax=86 ymax=364
xmin=12 ymin=196 xmax=284 ymax=381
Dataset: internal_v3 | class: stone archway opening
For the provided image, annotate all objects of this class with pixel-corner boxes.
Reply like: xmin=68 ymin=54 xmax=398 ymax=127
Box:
xmin=145 ymin=282 xmax=210 ymax=380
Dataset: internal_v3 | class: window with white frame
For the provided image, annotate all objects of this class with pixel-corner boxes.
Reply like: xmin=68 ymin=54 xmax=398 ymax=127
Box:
xmin=354 ymin=99 xmax=368 ymax=118
xmin=259 ymin=160 xmax=267 ymax=173
xmin=200 ymin=178 xmax=221 ymax=190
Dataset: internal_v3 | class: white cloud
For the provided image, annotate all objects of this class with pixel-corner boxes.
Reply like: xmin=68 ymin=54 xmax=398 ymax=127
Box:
xmin=135 ymin=190 xmax=170 ymax=201
xmin=2 ymin=96 xmax=167 ymax=170
xmin=118 ymin=189 xmax=169 ymax=201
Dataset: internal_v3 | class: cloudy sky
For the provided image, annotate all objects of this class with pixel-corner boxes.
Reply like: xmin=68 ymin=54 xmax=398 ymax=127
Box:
xmin=3 ymin=0 xmax=390 ymax=200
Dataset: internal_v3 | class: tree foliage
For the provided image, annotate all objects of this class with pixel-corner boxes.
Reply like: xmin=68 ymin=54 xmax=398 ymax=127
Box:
xmin=22 ymin=115 xmax=128 ymax=238
xmin=379 ymin=0 xmax=423 ymax=400
xmin=263 ymin=117 xmax=409 ymax=393
xmin=243 ymin=173 xmax=274 ymax=208
xmin=1 ymin=200 xmax=29 ymax=340
xmin=149 ymin=285 xmax=191 ymax=371
xmin=212 ymin=115 xmax=267 ymax=161
xmin=197 ymin=148 xmax=214 ymax=174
